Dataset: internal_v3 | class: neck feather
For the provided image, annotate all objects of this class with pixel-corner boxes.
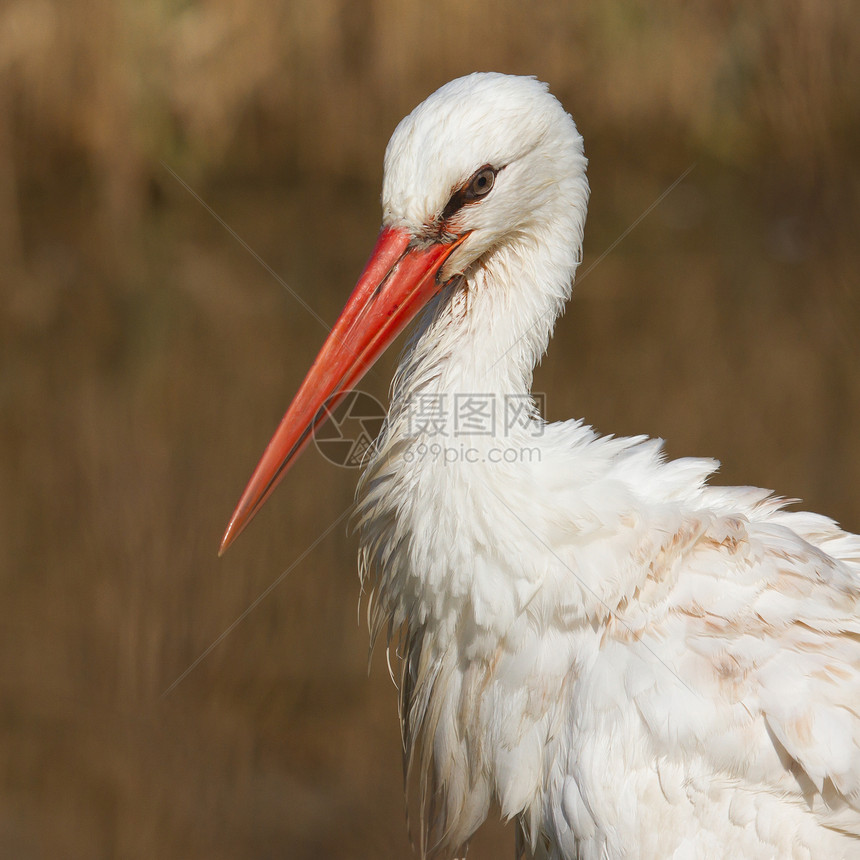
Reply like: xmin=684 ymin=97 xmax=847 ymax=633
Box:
xmin=353 ymin=210 xmax=587 ymax=857
xmin=397 ymin=222 xmax=583 ymax=409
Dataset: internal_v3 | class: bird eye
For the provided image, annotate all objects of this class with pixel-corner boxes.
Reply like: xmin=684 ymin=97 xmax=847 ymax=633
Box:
xmin=440 ymin=164 xmax=498 ymax=222
xmin=465 ymin=167 xmax=496 ymax=200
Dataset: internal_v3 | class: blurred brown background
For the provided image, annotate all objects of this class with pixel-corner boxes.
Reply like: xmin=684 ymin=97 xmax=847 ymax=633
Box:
xmin=1 ymin=0 xmax=858 ymax=857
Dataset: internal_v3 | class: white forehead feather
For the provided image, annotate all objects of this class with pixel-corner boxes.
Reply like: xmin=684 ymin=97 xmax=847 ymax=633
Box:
xmin=381 ymin=73 xmax=578 ymax=229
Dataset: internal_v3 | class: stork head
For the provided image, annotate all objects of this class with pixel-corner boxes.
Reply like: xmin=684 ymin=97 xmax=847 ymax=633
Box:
xmin=382 ymin=73 xmax=587 ymax=283
xmin=220 ymin=73 xmax=587 ymax=553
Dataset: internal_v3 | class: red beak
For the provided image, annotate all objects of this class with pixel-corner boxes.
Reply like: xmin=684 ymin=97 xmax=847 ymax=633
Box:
xmin=219 ymin=226 xmax=467 ymax=554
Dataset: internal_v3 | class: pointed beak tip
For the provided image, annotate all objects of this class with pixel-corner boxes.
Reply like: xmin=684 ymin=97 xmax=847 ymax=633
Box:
xmin=218 ymin=515 xmax=243 ymax=556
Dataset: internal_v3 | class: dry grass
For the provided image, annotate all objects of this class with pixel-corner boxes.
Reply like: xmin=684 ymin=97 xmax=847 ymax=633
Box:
xmin=1 ymin=1 xmax=858 ymax=856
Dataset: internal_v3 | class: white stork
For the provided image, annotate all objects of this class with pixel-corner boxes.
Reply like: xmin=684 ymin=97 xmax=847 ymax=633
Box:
xmin=221 ymin=73 xmax=860 ymax=859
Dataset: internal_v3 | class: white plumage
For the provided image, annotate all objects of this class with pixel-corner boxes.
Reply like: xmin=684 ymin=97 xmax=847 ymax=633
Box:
xmin=224 ymin=73 xmax=860 ymax=859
